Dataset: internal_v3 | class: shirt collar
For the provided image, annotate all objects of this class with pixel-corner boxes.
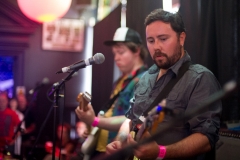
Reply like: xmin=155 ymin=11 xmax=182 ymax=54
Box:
xmin=128 ymin=65 xmax=148 ymax=78
xmin=170 ymin=51 xmax=191 ymax=76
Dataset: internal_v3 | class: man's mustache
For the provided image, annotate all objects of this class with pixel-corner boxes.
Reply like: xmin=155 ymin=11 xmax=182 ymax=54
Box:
xmin=153 ymin=51 xmax=167 ymax=59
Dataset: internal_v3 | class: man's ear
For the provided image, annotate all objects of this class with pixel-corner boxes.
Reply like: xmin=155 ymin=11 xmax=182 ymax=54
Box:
xmin=179 ymin=32 xmax=186 ymax=46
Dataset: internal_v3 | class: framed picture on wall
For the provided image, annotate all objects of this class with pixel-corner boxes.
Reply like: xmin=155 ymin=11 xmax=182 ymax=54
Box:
xmin=42 ymin=19 xmax=85 ymax=52
xmin=97 ymin=0 xmax=120 ymax=21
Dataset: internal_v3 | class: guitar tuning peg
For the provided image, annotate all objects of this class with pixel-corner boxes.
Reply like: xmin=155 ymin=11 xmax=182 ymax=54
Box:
xmin=98 ymin=110 xmax=105 ymax=117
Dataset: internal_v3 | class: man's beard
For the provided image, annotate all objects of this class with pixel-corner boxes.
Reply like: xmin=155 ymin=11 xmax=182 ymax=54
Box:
xmin=153 ymin=44 xmax=182 ymax=69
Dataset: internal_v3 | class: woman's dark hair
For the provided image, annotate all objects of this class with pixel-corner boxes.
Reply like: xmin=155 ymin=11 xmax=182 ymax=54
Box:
xmin=144 ymin=8 xmax=186 ymax=35
xmin=122 ymin=41 xmax=148 ymax=62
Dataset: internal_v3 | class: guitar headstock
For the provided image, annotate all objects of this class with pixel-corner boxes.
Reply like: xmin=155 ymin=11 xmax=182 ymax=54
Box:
xmin=136 ymin=99 xmax=168 ymax=140
xmin=76 ymin=92 xmax=92 ymax=112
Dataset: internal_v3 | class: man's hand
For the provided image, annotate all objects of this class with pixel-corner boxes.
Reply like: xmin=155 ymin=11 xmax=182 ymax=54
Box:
xmin=127 ymin=131 xmax=159 ymax=160
xmin=82 ymin=130 xmax=89 ymax=139
xmin=75 ymin=103 xmax=95 ymax=125
xmin=106 ymin=141 xmax=123 ymax=155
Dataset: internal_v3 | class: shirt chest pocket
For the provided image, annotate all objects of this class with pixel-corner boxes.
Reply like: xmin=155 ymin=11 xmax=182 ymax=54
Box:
xmin=135 ymin=82 xmax=149 ymax=96
xmin=166 ymin=91 xmax=186 ymax=114
xmin=138 ymin=87 xmax=148 ymax=95
xmin=134 ymin=87 xmax=149 ymax=104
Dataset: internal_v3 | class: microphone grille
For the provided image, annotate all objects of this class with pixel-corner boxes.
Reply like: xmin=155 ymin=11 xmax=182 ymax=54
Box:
xmin=94 ymin=53 xmax=105 ymax=64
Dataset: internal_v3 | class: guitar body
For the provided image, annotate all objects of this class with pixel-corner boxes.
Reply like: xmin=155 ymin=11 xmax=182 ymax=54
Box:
xmin=81 ymin=127 xmax=100 ymax=155
xmin=126 ymin=130 xmax=140 ymax=160
xmin=125 ymin=107 xmax=166 ymax=160
xmin=76 ymin=92 xmax=101 ymax=156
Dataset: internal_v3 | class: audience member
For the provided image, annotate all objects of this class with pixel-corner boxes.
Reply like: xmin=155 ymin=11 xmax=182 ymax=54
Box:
xmin=17 ymin=94 xmax=36 ymax=143
xmin=76 ymin=121 xmax=88 ymax=140
xmin=9 ymin=98 xmax=25 ymax=157
xmin=70 ymin=121 xmax=89 ymax=160
xmin=0 ymin=93 xmax=20 ymax=158
xmin=44 ymin=123 xmax=75 ymax=160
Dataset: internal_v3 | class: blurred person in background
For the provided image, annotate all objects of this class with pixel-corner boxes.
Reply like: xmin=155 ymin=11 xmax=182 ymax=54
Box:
xmin=9 ymin=97 xmax=25 ymax=157
xmin=0 ymin=93 xmax=20 ymax=159
xmin=17 ymin=94 xmax=36 ymax=158
xmin=70 ymin=121 xmax=89 ymax=160
xmin=75 ymin=121 xmax=89 ymax=142
xmin=44 ymin=123 xmax=75 ymax=160
xmin=17 ymin=94 xmax=36 ymax=143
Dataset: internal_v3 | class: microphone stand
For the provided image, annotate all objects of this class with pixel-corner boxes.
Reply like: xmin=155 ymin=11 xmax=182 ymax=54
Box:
xmin=98 ymin=80 xmax=238 ymax=160
xmin=47 ymin=69 xmax=78 ymax=160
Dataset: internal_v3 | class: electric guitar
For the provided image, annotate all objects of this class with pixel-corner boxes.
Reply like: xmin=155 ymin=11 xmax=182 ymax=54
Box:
xmin=127 ymin=103 xmax=171 ymax=160
xmin=76 ymin=92 xmax=101 ymax=155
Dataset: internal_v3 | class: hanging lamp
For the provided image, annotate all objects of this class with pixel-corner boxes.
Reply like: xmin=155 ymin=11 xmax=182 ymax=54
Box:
xmin=17 ymin=0 xmax=72 ymax=23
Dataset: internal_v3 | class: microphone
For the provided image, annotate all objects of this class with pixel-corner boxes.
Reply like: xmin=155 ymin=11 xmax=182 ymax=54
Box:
xmin=29 ymin=77 xmax=50 ymax=94
xmin=56 ymin=53 xmax=105 ymax=74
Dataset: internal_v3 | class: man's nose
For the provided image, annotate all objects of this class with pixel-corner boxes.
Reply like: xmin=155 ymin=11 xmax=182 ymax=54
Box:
xmin=153 ymin=40 xmax=162 ymax=51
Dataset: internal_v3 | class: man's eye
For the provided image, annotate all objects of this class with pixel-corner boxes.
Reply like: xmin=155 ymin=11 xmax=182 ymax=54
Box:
xmin=119 ymin=50 xmax=126 ymax=54
xmin=148 ymin=40 xmax=154 ymax=43
xmin=160 ymin=38 xmax=167 ymax=41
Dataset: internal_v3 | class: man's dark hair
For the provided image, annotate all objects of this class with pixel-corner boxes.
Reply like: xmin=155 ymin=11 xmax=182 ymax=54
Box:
xmin=144 ymin=8 xmax=186 ymax=35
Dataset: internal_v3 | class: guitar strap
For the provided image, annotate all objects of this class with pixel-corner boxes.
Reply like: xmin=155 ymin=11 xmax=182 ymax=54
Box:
xmin=128 ymin=61 xmax=192 ymax=160
xmin=101 ymin=71 xmax=141 ymax=113
xmin=142 ymin=61 xmax=192 ymax=117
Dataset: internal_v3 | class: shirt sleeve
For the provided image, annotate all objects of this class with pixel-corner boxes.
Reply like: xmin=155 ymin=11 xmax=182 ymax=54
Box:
xmin=186 ymin=71 xmax=222 ymax=149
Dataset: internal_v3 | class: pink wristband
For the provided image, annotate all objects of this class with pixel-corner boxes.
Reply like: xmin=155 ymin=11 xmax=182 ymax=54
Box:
xmin=92 ymin=117 xmax=100 ymax=127
xmin=158 ymin=145 xmax=166 ymax=159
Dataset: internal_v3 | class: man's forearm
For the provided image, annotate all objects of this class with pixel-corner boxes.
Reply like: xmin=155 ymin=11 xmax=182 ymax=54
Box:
xmin=165 ymin=133 xmax=211 ymax=158
xmin=97 ymin=115 xmax=127 ymax=131
xmin=115 ymin=118 xmax=132 ymax=142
